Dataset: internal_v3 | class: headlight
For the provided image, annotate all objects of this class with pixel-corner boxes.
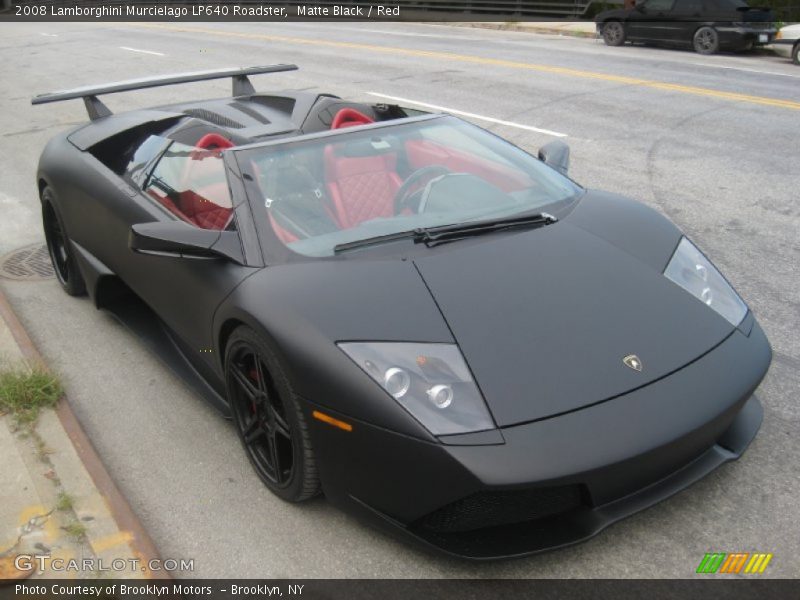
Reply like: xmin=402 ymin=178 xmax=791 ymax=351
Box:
xmin=337 ymin=342 xmax=494 ymax=435
xmin=664 ymin=237 xmax=747 ymax=326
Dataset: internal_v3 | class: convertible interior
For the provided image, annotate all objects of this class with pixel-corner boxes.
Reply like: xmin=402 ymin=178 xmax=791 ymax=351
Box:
xmin=258 ymin=108 xmax=535 ymax=244
xmin=146 ymin=106 xmax=534 ymax=243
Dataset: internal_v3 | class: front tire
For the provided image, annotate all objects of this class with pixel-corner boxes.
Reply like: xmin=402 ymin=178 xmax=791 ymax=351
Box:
xmin=225 ymin=326 xmax=320 ymax=502
xmin=602 ymin=21 xmax=626 ymax=47
xmin=693 ymin=26 xmax=719 ymax=55
xmin=42 ymin=187 xmax=86 ymax=297
xmin=792 ymin=42 xmax=799 ymax=65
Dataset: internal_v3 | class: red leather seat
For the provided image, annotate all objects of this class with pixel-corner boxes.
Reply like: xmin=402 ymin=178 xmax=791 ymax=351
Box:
xmin=195 ymin=133 xmax=234 ymax=150
xmin=324 ymin=148 xmax=403 ymax=229
xmin=177 ymin=185 xmax=233 ymax=230
xmin=175 ymin=135 xmax=236 ymax=230
xmin=331 ymin=108 xmax=374 ymax=129
xmin=325 ymin=108 xmax=401 ymax=228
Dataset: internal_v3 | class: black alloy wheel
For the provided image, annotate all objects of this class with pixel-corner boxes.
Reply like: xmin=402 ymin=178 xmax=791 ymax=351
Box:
xmin=42 ymin=187 xmax=86 ymax=296
xmin=225 ymin=326 xmax=319 ymax=502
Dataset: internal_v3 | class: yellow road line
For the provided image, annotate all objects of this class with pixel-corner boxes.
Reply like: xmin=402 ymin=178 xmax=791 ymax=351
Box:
xmin=130 ymin=23 xmax=800 ymax=111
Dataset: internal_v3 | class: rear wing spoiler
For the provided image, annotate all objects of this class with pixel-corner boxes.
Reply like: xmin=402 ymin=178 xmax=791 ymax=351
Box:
xmin=31 ymin=64 xmax=298 ymax=121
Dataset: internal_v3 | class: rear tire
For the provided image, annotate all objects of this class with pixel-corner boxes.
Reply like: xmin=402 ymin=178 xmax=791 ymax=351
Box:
xmin=602 ymin=21 xmax=626 ymax=47
xmin=225 ymin=326 xmax=320 ymax=502
xmin=693 ymin=26 xmax=719 ymax=55
xmin=42 ymin=187 xmax=86 ymax=297
xmin=792 ymin=42 xmax=799 ymax=65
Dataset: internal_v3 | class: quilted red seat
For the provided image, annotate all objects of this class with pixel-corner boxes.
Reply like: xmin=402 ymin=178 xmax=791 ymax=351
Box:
xmin=176 ymin=135 xmax=235 ymax=230
xmin=176 ymin=185 xmax=233 ymax=230
xmin=324 ymin=148 xmax=402 ymax=229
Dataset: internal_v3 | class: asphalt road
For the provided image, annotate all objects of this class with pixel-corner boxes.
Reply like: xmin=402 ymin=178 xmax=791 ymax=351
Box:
xmin=1 ymin=21 xmax=798 ymax=578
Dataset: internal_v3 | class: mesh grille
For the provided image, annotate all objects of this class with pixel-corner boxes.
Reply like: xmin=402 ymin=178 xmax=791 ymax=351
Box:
xmin=182 ymin=108 xmax=244 ymax=129
xmin=417 ymin=486 xmax=583 ymax=533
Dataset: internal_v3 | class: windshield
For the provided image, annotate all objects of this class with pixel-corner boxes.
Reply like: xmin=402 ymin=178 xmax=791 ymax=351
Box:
xmin=236 ymin=116 xmax=581 ymax=257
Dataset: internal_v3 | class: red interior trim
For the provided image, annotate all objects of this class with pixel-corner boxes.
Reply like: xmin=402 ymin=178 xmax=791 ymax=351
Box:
xmin=331 ymin=108 xmax=375 ymax=129
xmin=195 ymin=133 xmax=235 ymax=150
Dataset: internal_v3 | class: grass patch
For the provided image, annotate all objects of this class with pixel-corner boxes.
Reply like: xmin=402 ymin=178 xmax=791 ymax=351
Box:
xmin=0 ymin=365 xmax=62 ymax=426
xmin=62 ymin=521 xmax=87 ymax=540
xmin=55 ymin=491 xmax=74 ymax=512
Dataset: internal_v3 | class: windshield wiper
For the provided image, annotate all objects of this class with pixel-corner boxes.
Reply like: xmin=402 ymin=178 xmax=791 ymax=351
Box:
xmin=334 ymin=229 xmax=420 ymax=254
xmin=333 ymin=213 xmax=557 ymax=254
xmin=414 ymin=212 xmax=558 ymax=248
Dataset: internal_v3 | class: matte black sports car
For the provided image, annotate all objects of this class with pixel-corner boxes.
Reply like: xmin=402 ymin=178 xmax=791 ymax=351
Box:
xmin=33 ymin=65 xmax=771 ymax=559
xmin=596 ymin=0 xmax=776 ymax=55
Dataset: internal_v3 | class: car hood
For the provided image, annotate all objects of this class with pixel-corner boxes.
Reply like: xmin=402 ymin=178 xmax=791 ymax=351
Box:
xmin=413 ymin=192 xmax=736 ymax=427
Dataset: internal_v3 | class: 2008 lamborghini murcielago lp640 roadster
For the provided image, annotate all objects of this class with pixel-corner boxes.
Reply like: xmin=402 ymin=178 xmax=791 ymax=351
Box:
xmin=32 ymin=65 xmax=771 ymax=559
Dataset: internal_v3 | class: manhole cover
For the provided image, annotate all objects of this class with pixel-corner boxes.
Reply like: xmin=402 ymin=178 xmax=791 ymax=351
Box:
xmin=0 ymin=244 xmax=55 ymax=281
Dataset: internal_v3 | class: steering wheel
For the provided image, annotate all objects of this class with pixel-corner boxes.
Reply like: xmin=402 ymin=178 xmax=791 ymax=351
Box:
xmin=394 ymin=165 xmax=451 ymax=214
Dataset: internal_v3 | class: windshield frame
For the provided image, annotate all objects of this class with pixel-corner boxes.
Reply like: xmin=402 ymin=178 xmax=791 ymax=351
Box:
xmin=233 ymin=114 xmax=583 ymax=264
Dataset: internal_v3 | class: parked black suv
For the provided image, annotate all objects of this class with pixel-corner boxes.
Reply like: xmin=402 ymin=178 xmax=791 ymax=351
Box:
xmin=596 ymin=0 xmax=776 ymax=55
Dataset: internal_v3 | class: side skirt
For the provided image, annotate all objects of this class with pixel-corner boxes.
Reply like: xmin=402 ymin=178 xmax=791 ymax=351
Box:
xmin=71 ymin=241 xmax=231 ymax=417
xmin=103 ymin=295 xmax=232 ymax=418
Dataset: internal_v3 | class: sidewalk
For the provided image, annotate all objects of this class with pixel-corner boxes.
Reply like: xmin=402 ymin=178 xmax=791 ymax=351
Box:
xmin=0 ymin=289 xmax=162 ymax=580
xmin=451 ymin=21 xmax=599 ymax=38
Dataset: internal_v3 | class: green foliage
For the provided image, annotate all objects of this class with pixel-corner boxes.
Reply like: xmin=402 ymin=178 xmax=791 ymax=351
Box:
xmin=748 ymin=0 xmax=800 ymax=21
xmin=62 ymin=520 xmax=87 ymax=540
xmin=0 ymin=365 xmax=63 ymax=425
xmin=55 ymin=491 xmax=75 ymax=512
xmin=585 ymin=1 xmax=622 ymax=19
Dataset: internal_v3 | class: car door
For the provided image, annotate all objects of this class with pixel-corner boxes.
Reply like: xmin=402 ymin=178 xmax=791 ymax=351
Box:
xmin=628 ymin=0 xmax=677 ymax=41
xmin=671 ymin=0 xmax=705 ymax=43
xmin=116 ymin=136 xmax=259 ymax=379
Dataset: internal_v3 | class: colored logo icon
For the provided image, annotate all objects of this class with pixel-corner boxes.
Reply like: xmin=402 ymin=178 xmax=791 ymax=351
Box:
xmin=696 ymin=552 xmax=773 ymax=574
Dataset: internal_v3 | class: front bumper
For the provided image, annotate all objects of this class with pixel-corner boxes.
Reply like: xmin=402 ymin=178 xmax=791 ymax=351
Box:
xmin=769 ymin=39 xmax=796 ymax=58
xmin=306 ymin=318 xmax=771 ymax=559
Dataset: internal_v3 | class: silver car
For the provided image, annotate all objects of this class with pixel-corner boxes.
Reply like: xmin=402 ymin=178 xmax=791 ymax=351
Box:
xmin=771 ymin=23 xmax=800 ymax=64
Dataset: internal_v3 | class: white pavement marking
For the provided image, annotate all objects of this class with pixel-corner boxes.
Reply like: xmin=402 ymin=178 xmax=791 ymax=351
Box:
xmin=366 ymin=92 xmax=568 ymax=137
xmin=119 ymin=46 xmax=165 ymax=56
xmin=690 ymin=62 xmax=800 ymax=79
xmin=39 ymin=33 xmax=58 ymax=37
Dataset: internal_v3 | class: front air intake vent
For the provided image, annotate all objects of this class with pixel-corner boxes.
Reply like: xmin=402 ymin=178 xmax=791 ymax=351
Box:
xmin=182 ymin=108 xmax=244 ymax=129
xmin=416 ymin=485 xmax=583 ymax=533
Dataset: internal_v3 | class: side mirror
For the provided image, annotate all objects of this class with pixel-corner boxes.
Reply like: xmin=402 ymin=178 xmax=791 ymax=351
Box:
xmin=129 ymin=221 xmax=244 ymax=264
xmin=538 ymin=140 xmax=570 ymax=176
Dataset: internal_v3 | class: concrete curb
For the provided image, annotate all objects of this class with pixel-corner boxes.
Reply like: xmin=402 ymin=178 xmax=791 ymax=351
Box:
xmin=0 ymin=286 xmax=166 ymax=580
